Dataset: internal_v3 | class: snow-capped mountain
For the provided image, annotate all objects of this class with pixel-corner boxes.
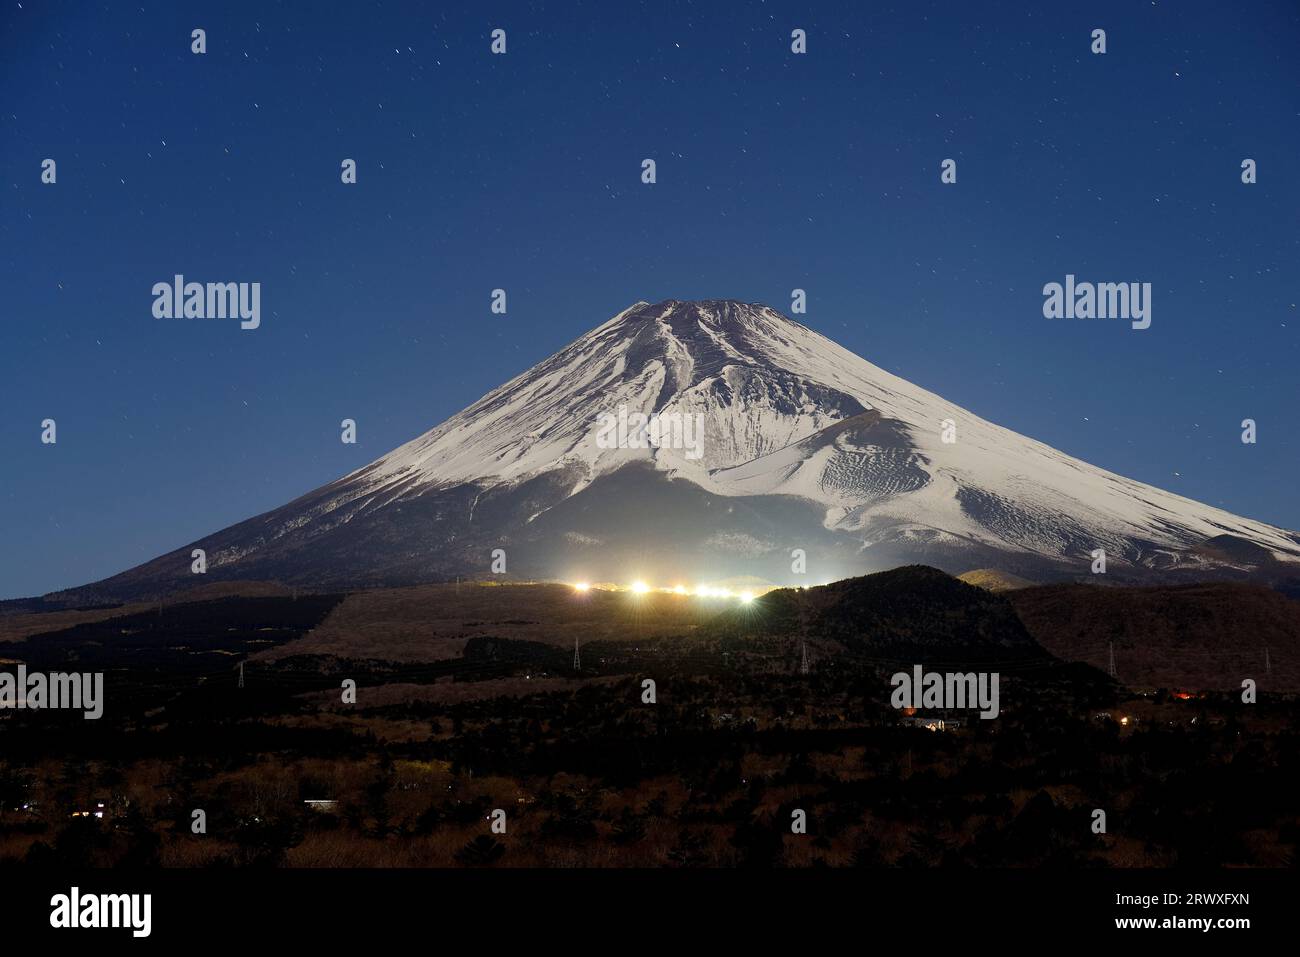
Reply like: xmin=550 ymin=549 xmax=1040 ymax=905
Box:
xmin=66 ymin=300 xmax=1300 ymax=599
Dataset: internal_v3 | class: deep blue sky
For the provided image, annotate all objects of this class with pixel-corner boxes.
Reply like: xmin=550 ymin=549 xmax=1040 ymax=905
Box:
xmin=2 ymin=0 xmax=1297 ymax=598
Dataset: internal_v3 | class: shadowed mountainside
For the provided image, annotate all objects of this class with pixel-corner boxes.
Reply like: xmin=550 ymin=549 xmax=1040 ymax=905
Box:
xmin=1008 ymin=581 xmax=1300 ymax=691
xmin=713 ymin=565 xmax=1057 ymax=665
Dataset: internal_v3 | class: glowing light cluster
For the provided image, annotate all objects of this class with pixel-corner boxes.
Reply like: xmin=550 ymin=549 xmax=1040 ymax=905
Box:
xmin=569 ymin=580 xmax=765 ymax=602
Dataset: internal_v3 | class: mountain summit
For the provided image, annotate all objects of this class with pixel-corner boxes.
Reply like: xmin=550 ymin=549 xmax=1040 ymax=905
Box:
xmin=65 ymin=300 xmax=1300 ymax=599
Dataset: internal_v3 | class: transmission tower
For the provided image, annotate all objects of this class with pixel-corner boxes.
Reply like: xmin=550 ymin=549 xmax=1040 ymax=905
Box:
xmin=1107 ymin=642 xmax=1117 ymax=679
xmin=800 ymin=640 xmax=810 ymax=675
xmin=238 ymin=661 xmax=245 ymax=689
xmin=573 ymin=636 xmax=581 ymax=671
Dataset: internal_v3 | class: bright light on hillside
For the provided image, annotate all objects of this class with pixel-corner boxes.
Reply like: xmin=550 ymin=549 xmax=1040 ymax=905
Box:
xmin=631 ymin=580 xmax=651 ymax=595
xmin=573 ymin=582 xmax=590 ymax=593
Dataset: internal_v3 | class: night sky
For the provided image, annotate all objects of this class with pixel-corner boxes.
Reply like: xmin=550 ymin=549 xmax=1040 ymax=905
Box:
xmin=2 ymin=0 xmax=1297 ymax=598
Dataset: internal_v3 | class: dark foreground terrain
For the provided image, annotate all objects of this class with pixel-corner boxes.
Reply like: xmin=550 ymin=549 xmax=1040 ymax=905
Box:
xmin=0 ymin=567 xmax=1296 ymax=868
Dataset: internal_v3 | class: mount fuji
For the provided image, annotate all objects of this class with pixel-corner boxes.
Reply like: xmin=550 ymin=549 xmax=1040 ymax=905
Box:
xmin=60 ymin=299 xmax=1300 ymax=601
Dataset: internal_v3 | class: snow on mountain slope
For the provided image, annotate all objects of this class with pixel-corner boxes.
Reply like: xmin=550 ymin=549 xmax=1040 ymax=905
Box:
xmin=64 ymin=299 xmax=1300 ymax=599
xmin=344 ymin=299 xmax=1297 ymax=561
xmin=354 ymin=300 xmax=865 ymax=487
